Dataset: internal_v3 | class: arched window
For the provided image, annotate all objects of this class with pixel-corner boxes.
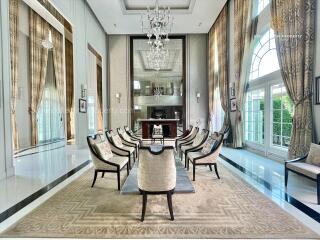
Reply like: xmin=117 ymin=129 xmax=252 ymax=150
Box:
xmin=257 ymin=0 xmax=270 ymax=15
xmin=249 ymin=29 xmax=279 ymax=81
xmin=245 ymin=28 xmax=293 ymax=156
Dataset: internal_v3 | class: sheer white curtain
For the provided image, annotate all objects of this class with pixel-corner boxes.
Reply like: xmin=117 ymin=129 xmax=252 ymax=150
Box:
xmin=87 ymin=50 xmax=98 ymax=135
xmin=37 ymin=52 xmax=64 ymax=143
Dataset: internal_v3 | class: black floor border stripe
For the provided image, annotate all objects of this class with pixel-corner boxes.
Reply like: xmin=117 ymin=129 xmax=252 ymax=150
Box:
xmin=219 ymin=153 xmax=320 ymax=223
xmin=0 ymin=160 xmax=91 ymax=224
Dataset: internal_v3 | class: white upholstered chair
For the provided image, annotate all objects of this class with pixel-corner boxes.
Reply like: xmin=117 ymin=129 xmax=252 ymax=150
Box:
xmin=87 ymin=135 xmax=129 ymax=190
xmin=186 ymin=133 xmax=223 ymax=181
xmin=138 ymin=146 xmax=176 ymax=221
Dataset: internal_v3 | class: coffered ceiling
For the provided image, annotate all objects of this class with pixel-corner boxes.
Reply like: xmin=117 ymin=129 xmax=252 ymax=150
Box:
xmin=86 ymin=0 xmax=227 ymax=34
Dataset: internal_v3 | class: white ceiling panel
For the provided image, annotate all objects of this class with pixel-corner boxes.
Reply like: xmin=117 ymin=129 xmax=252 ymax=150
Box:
xmin=87 ymin=0 xmax=227 ymax=34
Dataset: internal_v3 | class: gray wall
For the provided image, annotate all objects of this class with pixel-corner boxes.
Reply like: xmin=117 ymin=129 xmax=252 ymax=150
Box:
xmin=108 ymin=35 xmax=131 ymax=129
xmin=186 ymin=34 xmax=208 ymax=130
xmin=108 ymin=34 xmax=208 ymax=130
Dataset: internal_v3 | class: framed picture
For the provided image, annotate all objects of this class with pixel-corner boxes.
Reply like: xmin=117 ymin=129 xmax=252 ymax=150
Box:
xmin=316 ymin=76 xmax=320 ymax=105
xmin=230 ymin=98 xmax=237 ymax=112
xmin=79 ymin=99 xmax=87 ymax=113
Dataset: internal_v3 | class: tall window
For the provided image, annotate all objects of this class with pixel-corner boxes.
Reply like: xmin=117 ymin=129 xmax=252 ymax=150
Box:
xmin=245 ymin=28 xmax=293 ymax=156
xmin=257 ymin=0 xmax=270 ymax=15
xmin=37 ymin=53 xmax=64 ymax=143
xmin=249 ymin=29 xmax=279 ymax=81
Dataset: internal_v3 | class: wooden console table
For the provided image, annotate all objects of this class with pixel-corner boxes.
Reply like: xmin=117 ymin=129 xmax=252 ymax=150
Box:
xmin=138 ymin=119 xmax=179 ymax=139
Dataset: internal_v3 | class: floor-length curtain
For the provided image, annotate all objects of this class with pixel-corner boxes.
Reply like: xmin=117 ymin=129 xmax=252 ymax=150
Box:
xmin=216 ymin=5 xmax=230 ymax=130
xmin=9 ymin=0 xmax=19 ymax=150
xmin=65 ymin=39 xmax=74 ymax=140
xmin=29 ymin=10 xmax=49 ymax=146
xmin=97 ymin=65 xmax=103 ymax=131
xmin=208 ymin=27 xmax=216 ymax=131
xmin=233 ymin=0 xmax=253 ymax=148
xmin=271 ymin=0 xmax=315 ymax=158
xmin=51 ymin=26 xmax=65 ymax=137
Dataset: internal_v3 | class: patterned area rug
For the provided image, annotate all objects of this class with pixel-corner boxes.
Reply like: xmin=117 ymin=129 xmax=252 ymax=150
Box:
xmin=2 ymin=162 xmax=318 ymax=239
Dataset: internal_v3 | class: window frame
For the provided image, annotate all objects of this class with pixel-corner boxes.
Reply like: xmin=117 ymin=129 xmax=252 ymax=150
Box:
xmin=245 ymin=70 xmax=289 ymax=158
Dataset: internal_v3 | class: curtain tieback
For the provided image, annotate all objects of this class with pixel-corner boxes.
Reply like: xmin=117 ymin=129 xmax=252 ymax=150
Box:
xmin=294 ymin=93 xmax=313 ymax=107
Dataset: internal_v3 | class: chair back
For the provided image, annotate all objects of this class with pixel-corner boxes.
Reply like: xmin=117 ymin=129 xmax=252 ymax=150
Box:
xmin=138 ymin=146 xmax=176 ymax=192
xmin=117 ymin=128 xmax=132 ymax=142
xmin=87 ymin=135 xmax=113 ymax=169
xmin=193 ymin=129 xmax=209 ymax=147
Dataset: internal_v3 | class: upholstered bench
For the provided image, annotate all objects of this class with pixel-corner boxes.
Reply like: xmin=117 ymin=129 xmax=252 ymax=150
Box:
xmin=285 ymin=143 xmax=320 ymax=204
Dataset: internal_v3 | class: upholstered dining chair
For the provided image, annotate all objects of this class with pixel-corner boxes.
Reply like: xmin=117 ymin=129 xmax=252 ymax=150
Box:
xmin=186 ymin=133 xmax=223 ymax=181
xmin=106 ymin=130 xmax=136 ymax=168
xmin=175 ymin=125 xmax=193 ymax=149
xmin=180 ymin=129 xmax=209 ymax=167
xmin=117 ymin=128 xmax=140 ymax=158
xmin=285 ymin=143 xmax=320 ymax=204
xmin=87 ymin=135 xmax=129 ymax=190
xmin=138 ymin=146 xmax=176 ymax=222
xmin=176 ymin=127 xmax=199 ymax=154
xmin=124 ymin=126 xmax=143 ymax=142
xmin=152 ymin=124 xmax=164 ymax=144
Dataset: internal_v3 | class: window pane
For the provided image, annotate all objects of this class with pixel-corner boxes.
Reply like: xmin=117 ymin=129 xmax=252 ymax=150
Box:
xmin=249 ymin=30 xmax=280 ymax=81
xmin=271 ymin=83 xmax=293 ymax=148
xmin=245 ymin=89 xmax=265 ymax=144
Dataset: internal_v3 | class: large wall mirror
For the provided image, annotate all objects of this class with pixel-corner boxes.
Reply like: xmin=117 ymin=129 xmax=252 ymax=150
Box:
xmin=130 ymin=36 xmax=186 ymax=135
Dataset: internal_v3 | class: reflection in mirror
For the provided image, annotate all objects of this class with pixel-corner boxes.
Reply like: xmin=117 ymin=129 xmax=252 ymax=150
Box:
xmin=131 ymin=37 xmax=185 ymax=135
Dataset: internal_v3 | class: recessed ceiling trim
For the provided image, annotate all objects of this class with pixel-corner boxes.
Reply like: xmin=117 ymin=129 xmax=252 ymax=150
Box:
xmin=119 ymin=0 xmax=196 ymax=15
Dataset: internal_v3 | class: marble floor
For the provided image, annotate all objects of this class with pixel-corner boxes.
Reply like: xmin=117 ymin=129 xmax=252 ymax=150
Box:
xmin=220 ymin=147 xmax=320 ymax=214
xmin=0 ymin=142 xmax=319 ymax=236
xmin=0 ymin=143 xmax=90 ymax=215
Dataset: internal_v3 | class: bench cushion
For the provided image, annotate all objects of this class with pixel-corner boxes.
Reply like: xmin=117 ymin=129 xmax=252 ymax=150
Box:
xmin=306 ymin=143 xmax=320 ymax=167
xmin=287 ymin=162 xmax=320 ymax=180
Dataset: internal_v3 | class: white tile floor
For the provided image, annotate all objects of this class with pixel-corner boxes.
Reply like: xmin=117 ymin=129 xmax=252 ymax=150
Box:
xmin=0 ymin=143 xmax=90 ymax=214
xmin=220 ymin=147 xmax=320 ymax=213
xmin=0 ymin=142 xmax=319 ymax=236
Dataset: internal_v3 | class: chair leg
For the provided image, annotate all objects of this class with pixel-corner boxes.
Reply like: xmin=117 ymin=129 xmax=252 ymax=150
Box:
xmin=117 ymin=169 xmax=120 ymax=191
xmin=187 ymin=157 xmax=190 ymax=171
xmin=91 ymin=170 xmax=98 ymax=188
xmin=209 ymin=165 xmax=213 ymax=171
xmin=317 ymin=176 xmax=320 ymax=205
xmin=129 ymin=155 xmax=131 ymax=169
xmin=167 ymin=191 xmax=174 ymax=221
xmin=102 ymin=172 xmax=105 ymax=178
xmin=141 ymin=192 xmax=147 ymax=222
xmin=193 ymin=163 xmax=196 ymax=181
xmin=184 ymin=153 xmax=187 ymax=168
xmin=127 ymin=163 xmax=130 ymax=176
xmin=214 ymin=164 xmax=220 ymax=179
xmin=285 ymin=168 xmax=288 ymax=188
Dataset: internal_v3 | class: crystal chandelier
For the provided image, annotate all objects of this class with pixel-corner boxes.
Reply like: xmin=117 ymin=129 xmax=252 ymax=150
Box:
xmin=141 ymin=0 xmax=174 ymax=46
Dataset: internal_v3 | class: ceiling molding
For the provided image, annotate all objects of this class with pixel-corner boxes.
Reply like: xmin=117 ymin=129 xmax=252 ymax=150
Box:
xmin=119 ymin=0 xmax=196 ymax=15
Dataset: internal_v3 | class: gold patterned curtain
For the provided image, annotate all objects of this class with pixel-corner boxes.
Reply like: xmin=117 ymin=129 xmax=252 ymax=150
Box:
xmin=29 ymin=10 xmax=49 ymax=146
xmin=65 ymin=39 xmax=74 ymax=140
xmin=97 ymin=64 xmax=103 ymax=131
xmin=9 ymin=0 xmax=19 ymax=151
xmin=233 ymin=0 xmax=254 ymax=148
xmin=216 ymin=5 xmax=230 ymax=130
xmin=271 ymin=0 xmax=315 ymax=158
xmin=208 ymin=27 xmax=216 ymax=131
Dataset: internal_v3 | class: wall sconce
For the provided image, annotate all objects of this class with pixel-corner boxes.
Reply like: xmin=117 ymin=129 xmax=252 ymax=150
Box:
xmin=115 ymin=93 xmax=121 ymax=103
xmin=81 ymin=84 xmax=87 ymax=98
xmin=196 ymin=92 xmax=201 ymax=103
